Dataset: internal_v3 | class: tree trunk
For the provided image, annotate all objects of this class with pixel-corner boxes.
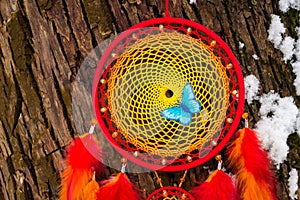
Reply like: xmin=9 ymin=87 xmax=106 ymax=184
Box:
xmin=0 ymin=0 xmax=299 ymax=199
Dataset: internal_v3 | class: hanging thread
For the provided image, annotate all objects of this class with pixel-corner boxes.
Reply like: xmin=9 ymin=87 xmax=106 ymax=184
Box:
xmin=154 ymin=171 xmax=163 ymax=188
xmin=178 ymin=170 xmax=188 ymax=188
xmin=165 ymin=0 xmax=170 ymax=17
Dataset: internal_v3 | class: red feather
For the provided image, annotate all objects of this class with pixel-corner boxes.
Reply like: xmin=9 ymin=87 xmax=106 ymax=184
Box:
xmin=190 ymin=169 xmax=239 ymax=200
xmin=97 ymin=173 xmax=141 ymax=200
xmin=59 ymin=133 xmax=102 ymax=200
xmin=227 ymin=128 xmax=278 ymax=200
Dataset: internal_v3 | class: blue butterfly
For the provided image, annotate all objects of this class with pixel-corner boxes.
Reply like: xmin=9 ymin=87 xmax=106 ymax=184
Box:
xmin=161 ymin=83 xmax=201 ymax=126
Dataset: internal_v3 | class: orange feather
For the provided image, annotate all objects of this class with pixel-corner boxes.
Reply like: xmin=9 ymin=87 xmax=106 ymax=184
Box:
xmin=227 ymin=128 xmax=277 ymax=200
xmin=59 ymin=133 xmax=102 ymax=200
xmin=81 ymin=173 xmax=100 ymax=200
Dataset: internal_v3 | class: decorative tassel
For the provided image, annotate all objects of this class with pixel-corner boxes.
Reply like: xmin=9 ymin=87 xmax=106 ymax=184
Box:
xmin=81 ymin=172 xmax=100 ymax=200
xmin=59 ymin=122 xmax=102 ymax=200
xmin=190 ymin=160 xmax=239 ymax=200
xmin=227 ymin=128 xmax=277 ymax=200
xmin=97 ymin=163 xmax=140 ymax=200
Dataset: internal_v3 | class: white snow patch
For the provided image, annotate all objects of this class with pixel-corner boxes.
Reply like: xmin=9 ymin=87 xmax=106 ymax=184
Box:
xmin=295 ymin=27 xmax=300 ymax=60
xmin=255 ymin=91 xmax=298 ymax=167
xmin=268 ymin=14 xmax=300 ymax=95
xmin=239 ymin=41 xmax=245 ymax=49
xmin=252 ymin=54 xmax=260 ymax=60
xmin=279 ymin=0 xmax=300 ymax=12
xmin=279 ymin=36 xmax=295 ymax=63
xmin=268 ymin=15 xmax=286 ymax=48
xmin=244 ymin=75 xmax=260 ymax=104
xmin=292 ymin=27 xmax=300 ymax=95
xmin=288 ymin=168 xmax=298 ymax=199
xmin=296 ymin=109 xmax=300 ymax=137
xmin=292 ymin=61 xmax=300 ymax=95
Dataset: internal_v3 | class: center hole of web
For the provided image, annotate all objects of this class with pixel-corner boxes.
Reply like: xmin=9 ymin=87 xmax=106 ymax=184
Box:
xmin=165 ymin=89 xmax=174 ymax=98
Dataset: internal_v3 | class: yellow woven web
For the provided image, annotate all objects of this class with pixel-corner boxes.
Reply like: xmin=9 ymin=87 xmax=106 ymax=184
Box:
xmin=107 ymin=30 xmax=230 ymax=157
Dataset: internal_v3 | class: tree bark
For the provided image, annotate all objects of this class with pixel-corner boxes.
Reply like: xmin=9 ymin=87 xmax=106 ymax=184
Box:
xmin=0 ymin=0 xmax=299 ymax=199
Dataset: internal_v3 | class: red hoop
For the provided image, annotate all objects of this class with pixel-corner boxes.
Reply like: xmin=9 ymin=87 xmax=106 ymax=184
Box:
xmin=146 ymin=186 xmax=194 ymax=200
xmin=93 ymin=17 xmax=244 ymax=172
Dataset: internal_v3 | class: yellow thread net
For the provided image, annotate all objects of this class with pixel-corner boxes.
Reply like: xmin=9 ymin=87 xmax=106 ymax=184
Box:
xmin=106 ymin=31 xmax=230 ymax=157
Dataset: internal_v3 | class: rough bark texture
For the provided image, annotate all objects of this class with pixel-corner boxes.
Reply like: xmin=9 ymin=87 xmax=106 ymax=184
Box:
xmin=0 ymin=0 xmax=299 ymax=199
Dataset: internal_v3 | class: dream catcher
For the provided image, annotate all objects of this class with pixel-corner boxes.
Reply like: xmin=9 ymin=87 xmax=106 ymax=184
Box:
xmin=59 ymin=1 xmax=278 ymax=199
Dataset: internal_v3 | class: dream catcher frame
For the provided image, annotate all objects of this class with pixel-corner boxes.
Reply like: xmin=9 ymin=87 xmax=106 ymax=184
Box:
xmin=59 ymin=1 xmax=280 ymax=200
xmin=93 ymin=16 xmax=244 ymax=172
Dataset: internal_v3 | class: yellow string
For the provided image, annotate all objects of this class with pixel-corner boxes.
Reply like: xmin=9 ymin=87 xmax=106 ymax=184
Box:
xmin=107 ymin=31 xmax=230 ymax=157
xmin=154 ymin=171 xmax=163 ymax=188
xmin=178 ymin=170 xmax=188 ymax=188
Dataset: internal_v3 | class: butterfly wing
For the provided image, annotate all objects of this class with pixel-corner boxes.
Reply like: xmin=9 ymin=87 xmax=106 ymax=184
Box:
xmin=182 ymin=83 xmax=196 ymax=101
xmin=182 ymin=83 xmax=202 ymax=114
xmin=161 ymin=106 xmax=182 ymax=121
xmin=186 ymin=99 xmax=202 ymax=114
xmin=161 ymin=106 xmax=194 ymax=126
xmin=179 ymin=110 xmax=193 ymax=126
